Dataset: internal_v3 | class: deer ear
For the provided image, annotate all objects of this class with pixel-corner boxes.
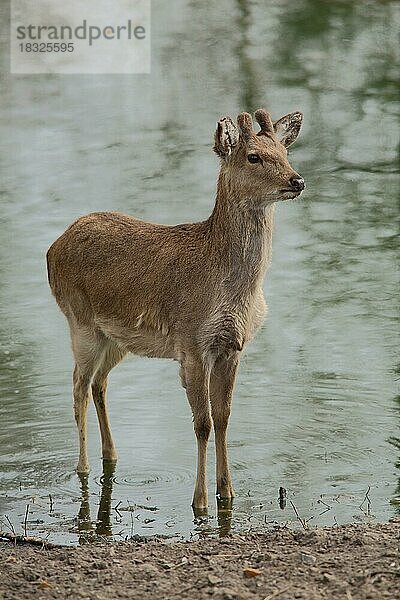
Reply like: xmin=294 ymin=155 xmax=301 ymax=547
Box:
xmin=273 ymin=112 xmax=303 ymax=147
xmin=213 ymin=117 xmax=239 ymax=160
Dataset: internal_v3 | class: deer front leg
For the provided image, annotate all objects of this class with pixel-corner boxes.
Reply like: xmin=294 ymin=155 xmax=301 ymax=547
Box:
xmin=210 ymin=353 xmax=240 ymax=499
xmin=184 ymin=358 xmax=212 ymax=509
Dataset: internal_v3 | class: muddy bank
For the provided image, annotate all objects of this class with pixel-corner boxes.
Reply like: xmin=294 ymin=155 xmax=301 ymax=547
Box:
xmin=1 ymin=519 xmax=399 ymax=599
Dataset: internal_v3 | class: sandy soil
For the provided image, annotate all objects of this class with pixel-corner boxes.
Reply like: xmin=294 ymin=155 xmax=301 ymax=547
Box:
xmin=1 ymin=519 xmax=399 ymax=599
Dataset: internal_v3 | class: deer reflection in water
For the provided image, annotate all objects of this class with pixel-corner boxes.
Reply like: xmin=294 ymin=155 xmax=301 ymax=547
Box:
xmin=76 ymin=460 xmax=116 ymax=540
xmin=76 ymin=461 xmax=234 ymax=539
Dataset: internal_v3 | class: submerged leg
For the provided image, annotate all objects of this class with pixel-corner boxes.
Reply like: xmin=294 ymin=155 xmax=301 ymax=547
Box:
xmin=70 ymin=325 xmax=106 ymax=473
xmin=209 ymin=353 xmax=239 ymax=499
xmin=184 ymin=356 xmax=212 ymax=509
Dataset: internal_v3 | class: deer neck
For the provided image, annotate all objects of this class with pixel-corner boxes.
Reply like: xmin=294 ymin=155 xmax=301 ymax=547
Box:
xmin=207 ymin=171 xmax=275 ymax=293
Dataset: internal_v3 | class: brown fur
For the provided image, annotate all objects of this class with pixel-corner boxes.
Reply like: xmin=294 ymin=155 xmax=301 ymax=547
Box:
xmin=47 ymin=109 xmax=305 ymax=508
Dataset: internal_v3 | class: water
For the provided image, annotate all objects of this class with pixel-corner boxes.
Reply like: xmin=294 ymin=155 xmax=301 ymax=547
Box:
xmin=0 ymin=0 xmax=399 ymax=545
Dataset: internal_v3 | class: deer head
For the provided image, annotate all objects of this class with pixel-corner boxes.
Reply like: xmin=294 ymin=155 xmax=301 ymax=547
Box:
xmin=213 ymin=109 xmax=305 ymax=205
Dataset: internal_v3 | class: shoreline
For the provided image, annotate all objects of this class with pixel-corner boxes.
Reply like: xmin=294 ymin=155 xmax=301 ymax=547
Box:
xmin=1 ymin=518 xmax=399 ymax=599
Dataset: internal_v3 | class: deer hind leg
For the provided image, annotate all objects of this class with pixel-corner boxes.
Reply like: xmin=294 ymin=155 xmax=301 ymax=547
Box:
xmin=70 ymin=325 xmax=106 ymax=474
xmin=91 ymin=342 xmax=126 ymax=463
xmin=183 ymin=356 xmax=212 ymax=509
xmin=209 ymin=353 xmax=240 ymax=499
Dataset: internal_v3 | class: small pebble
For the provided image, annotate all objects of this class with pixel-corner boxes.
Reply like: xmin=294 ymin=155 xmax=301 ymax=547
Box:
xmin=208 ymin=574 xmax=222 ymax=585
xmin=243 ymin=567 xmax=261 ymax=578
xmin=300 ymin=552 xmax=317 ymax=565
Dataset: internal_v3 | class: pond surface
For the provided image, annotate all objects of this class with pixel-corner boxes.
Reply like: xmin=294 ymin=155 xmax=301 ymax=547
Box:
xmin=0 ymin=0 xmax=399 ymax=545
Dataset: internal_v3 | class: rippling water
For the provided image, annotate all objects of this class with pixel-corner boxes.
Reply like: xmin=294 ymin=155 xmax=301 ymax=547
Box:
xmin=0 ymin=0 xmax=399 ymax=544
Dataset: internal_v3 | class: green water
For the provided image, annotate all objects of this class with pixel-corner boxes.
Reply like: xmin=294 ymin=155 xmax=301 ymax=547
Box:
xmin=0 ymin=0 xmax=399 ymax=544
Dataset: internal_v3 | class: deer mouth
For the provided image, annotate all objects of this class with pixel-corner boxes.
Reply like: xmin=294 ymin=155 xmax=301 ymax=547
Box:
xmin=279 ymin=189 xmax=303 ymax=199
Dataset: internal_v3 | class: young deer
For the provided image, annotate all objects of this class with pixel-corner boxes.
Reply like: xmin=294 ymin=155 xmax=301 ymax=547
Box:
xmin=47 ymin=109 xmax=304 ymax=509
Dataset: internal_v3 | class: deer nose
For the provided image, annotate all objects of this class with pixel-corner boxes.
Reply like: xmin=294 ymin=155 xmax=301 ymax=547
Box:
xmin=290 ymin=176 xmax=305 ymax=191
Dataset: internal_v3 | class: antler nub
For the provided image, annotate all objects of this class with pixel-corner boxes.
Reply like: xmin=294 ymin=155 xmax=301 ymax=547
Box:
xmin=254 ymin=109 xmax=274 ymax=136
xmin=237 ymin=112 xmax=254 ymax=141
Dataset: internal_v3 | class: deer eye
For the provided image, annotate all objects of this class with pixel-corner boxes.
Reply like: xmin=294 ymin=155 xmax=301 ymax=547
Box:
xmin=247 ymin=153 xmax=261 ymax=164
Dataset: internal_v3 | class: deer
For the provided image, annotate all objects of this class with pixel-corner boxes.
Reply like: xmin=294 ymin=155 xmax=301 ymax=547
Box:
xmin=46 ymin=108 xmax=305 ymax=509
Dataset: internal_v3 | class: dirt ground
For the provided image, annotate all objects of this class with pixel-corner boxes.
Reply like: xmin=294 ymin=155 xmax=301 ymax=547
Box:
xmin=1 ymin=519 xmax=399 ymax=600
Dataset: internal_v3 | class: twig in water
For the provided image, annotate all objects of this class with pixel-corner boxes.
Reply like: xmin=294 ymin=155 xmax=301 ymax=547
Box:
xmin=23 ymin=504 xmax=29 ymax=537
xmin=135 ymin=504 xmax=158 ymax=512
xmin=318 ymin=507 xmax=331 ymax=517
xmin=49 ymin=494 xmax=54 ymax=513
xmin=127 ymin=500 xmax=134 ymax=539
xmin=317 ymin=498 xmax=332 ymax=517
xmin=305 ymin=515 xmax=314 ymax=525
xmin=318 ymin=498 xmax=331 ymax=509
xmin=2 ymin=515 xmax=15 ymax=535
xmin=278 ymin=487 xmax=287 ymax=510
xmin=114 ymin=501 xmax=122 ymax=520
xmin=359 ymin=486 xmax=371 ymax=516
xmin=247 ymin=515 xmax=254 ymax=522
xmin=289 ymin=500 xmax=308 ymax=530
xmin=0 ymin=530 xmax=62 ymax=548
xmin=42 ymin=532 xmax=51 ymax=552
